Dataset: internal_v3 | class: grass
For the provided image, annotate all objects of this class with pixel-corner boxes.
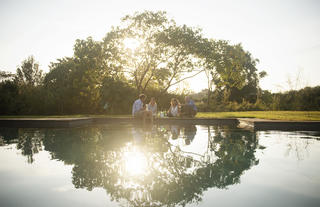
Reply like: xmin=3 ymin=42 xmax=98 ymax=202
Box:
xmin=1 ymin=111 xmax=320 ymax=121
xmin=196 ymin=111 xmax=320 ymax=121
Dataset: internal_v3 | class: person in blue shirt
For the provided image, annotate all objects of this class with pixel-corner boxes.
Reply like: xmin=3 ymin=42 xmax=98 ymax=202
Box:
xmin=132 ymin=94 xmax=153 ymax=122
xmin=180 ymin=96 xmax=197 ymax=118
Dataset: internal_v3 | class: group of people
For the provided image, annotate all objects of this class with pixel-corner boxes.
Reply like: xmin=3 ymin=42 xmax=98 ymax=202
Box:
xmin=132 ymin=94 xmax=197 ymax=122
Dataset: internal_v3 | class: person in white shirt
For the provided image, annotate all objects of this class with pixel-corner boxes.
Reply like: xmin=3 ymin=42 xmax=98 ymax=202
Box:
xmin=147 ymin=97 xmax=157 ymax=117
xmin=167 ymin=98 xmax=180 ymax=117
xmin=132 ymin=94 xmax=153 ymax=122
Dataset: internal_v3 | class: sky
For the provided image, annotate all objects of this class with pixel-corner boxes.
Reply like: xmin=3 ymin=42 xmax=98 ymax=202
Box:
xmin=1 ymin=0 xmax=320 ymax=92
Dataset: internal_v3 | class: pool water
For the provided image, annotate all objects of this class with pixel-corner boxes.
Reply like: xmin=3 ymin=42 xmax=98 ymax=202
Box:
xmin=0 ymin=124 xmax=319 ymax=207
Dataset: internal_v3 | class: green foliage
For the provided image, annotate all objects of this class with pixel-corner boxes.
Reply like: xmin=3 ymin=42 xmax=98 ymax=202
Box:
xmin=197 ymin=99 xmax=266 ymax=112
xmin=103 ymin=11 xmax=206 ymax=94
xmin=44 ymin=37 xmax=109 ymax=114
xmin=100 ymin=77 xmax=137 ymax=114
xmin=197 ymin=85 xmax=320 ymax=112
xmin=15 ymin=56 xmax=44 ymax=86
xmin=0 ymin=57 xmax=48 ymax=115
xmin=0 ymin=80 xmax=20 ymax=114
xmin=0 ymin=70 xmax=15 ymax=81
xmin=202 ymin=40 xmax=266 ymax=107
xmin=273 ymin=86 xmax=320 ymax=111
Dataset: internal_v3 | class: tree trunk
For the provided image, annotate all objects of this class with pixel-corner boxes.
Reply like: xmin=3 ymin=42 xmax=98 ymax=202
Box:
xmin=207 ymin=89 xmax=211 ymax=111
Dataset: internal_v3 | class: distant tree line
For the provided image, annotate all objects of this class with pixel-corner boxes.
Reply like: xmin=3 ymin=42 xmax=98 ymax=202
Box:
xmin=271 ymin=87 xmax=320 ymax=111
xmin=197 ymin=86 xmax=320 ymax=112
xmin=0 ymin=11 xmax=318 ymax=115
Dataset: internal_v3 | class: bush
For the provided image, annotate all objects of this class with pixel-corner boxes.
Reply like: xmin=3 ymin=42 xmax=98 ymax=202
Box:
xmin=100 ymin=77 xmax=138 ymax=114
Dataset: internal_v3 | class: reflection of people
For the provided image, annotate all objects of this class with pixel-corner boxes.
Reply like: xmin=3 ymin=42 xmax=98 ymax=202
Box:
xmin=147 ymin=97 xmax=157 ymax=117
xmin=180 ymin=96 xmax=197 ymax=118
xmin=167 ymin=98 xmax=180 ymax=117
xmin=132 ymin=94 xmax=153 ymax=122
xmin=131 ymin=126 xmax=145 ymax=144
xmin=184 ymin=125 xmax=197 ymax=145
xmin=170 ymin=125 xmax=180 ymax=140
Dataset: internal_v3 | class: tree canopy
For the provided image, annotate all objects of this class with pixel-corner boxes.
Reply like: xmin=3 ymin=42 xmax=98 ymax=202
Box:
xmin=103 ymin=11 xmax=206 ymax=94
xmin=15 ymin=56 xmax=44 ymax=86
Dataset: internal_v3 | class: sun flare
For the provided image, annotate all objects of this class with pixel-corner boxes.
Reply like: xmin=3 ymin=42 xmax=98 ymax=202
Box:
xmin=123 ymin=38 xmax=141 ymax=51
xmin=124 ymin=151 xmax=148 ymax=176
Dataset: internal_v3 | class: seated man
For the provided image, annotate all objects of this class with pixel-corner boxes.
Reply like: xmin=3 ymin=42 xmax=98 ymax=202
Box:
xmin=180 ymin=96 xmax=197 ymax=118
xmin=132 ymin=94 xmax=153 ymax=122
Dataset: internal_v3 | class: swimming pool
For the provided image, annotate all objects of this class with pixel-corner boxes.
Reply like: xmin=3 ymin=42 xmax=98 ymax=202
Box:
xmin=0 ymin=124 xmax=319 ymax=207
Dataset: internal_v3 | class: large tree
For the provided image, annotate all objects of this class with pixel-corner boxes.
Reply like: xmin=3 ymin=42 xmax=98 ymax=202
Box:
xmin=103 ymin=11 xmax=206 ymax=94
xmin=44 ymin=37 xmax=109 ymax=113
xmin=204 ymin=40 xmax=266 ymax=104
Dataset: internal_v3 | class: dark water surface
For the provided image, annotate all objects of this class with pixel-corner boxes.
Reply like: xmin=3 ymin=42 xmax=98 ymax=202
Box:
xmin=0 ymin=124 xmax=319 ymax=207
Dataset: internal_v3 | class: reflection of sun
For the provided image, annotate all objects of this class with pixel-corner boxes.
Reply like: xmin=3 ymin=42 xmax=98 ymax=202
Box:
xmin=123 ymin=38 xmax=141 ymax=51
xmin=124 ymin=151 xmax=148 ymax=176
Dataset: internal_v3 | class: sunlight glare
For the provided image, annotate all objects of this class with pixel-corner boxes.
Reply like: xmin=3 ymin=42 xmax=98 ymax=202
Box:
xmin=123 ymin=38 xmax=141 ymax=51
xmin=124 ymin=151 xmax=148 ymax=176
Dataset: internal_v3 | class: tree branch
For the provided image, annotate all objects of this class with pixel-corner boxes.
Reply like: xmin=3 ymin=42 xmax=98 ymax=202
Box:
xmin=163 ymin=69 xmax=205 ymax=93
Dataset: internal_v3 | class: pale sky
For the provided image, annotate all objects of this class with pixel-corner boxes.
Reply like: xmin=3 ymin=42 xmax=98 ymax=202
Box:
xmin=1 ymin=0 xmax=319 ymax=92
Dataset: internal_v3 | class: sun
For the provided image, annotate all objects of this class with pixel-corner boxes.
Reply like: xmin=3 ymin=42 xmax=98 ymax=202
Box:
xmin=123 ymin=38 xmax=141 ymax=51
xmin=124 ymin=150 xmax=148 ymax=176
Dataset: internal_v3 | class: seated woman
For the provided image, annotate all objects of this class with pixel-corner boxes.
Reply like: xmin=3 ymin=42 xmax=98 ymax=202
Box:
xmin=167 ymin=98 xmax=180 ymax=117
xmin=147 ymin=97 xmax=157 ymax=117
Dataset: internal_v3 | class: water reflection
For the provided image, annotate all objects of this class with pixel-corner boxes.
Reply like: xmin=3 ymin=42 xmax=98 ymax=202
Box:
xmin=0 ymin=128 xmax=43 ymax=163
xmin=258 ymin=131 xmax=318 ymax=161
xmin=0 ymin=125 xmax=262 ymax=206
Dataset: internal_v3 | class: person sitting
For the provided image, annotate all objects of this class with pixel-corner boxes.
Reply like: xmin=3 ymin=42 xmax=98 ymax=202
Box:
xmin=180 ymin=96 xmax=197 ymax=117
xmin=147 ymin=97 xmax=157 ymax=117
xmin=167 ymin=98 xmax=180 ymax=117
xmin=132 ymin=94 xmax=153 ymax=122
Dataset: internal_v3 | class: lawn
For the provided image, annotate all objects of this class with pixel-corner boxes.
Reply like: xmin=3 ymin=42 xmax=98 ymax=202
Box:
xmin=196 ymin=111 xmax=320 ymax=121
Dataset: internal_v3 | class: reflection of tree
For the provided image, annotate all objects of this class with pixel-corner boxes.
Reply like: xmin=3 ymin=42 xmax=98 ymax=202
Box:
xmin=41 ymin=124 xmax=260 ymax=207
xmin=207 ymin=126 xmax=259 ymax=188
xmin=0 ymin=128 xmax=19 ymax=145
xmin=274 ymin=131 xmax=319 ymax=161
xmin=16 ymin=129 xmax=43 ymax=163
xmin=0 ymin=124 xmax=261 ymax=207
xmin=0 ymin=128 xmax=43 ymax=163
